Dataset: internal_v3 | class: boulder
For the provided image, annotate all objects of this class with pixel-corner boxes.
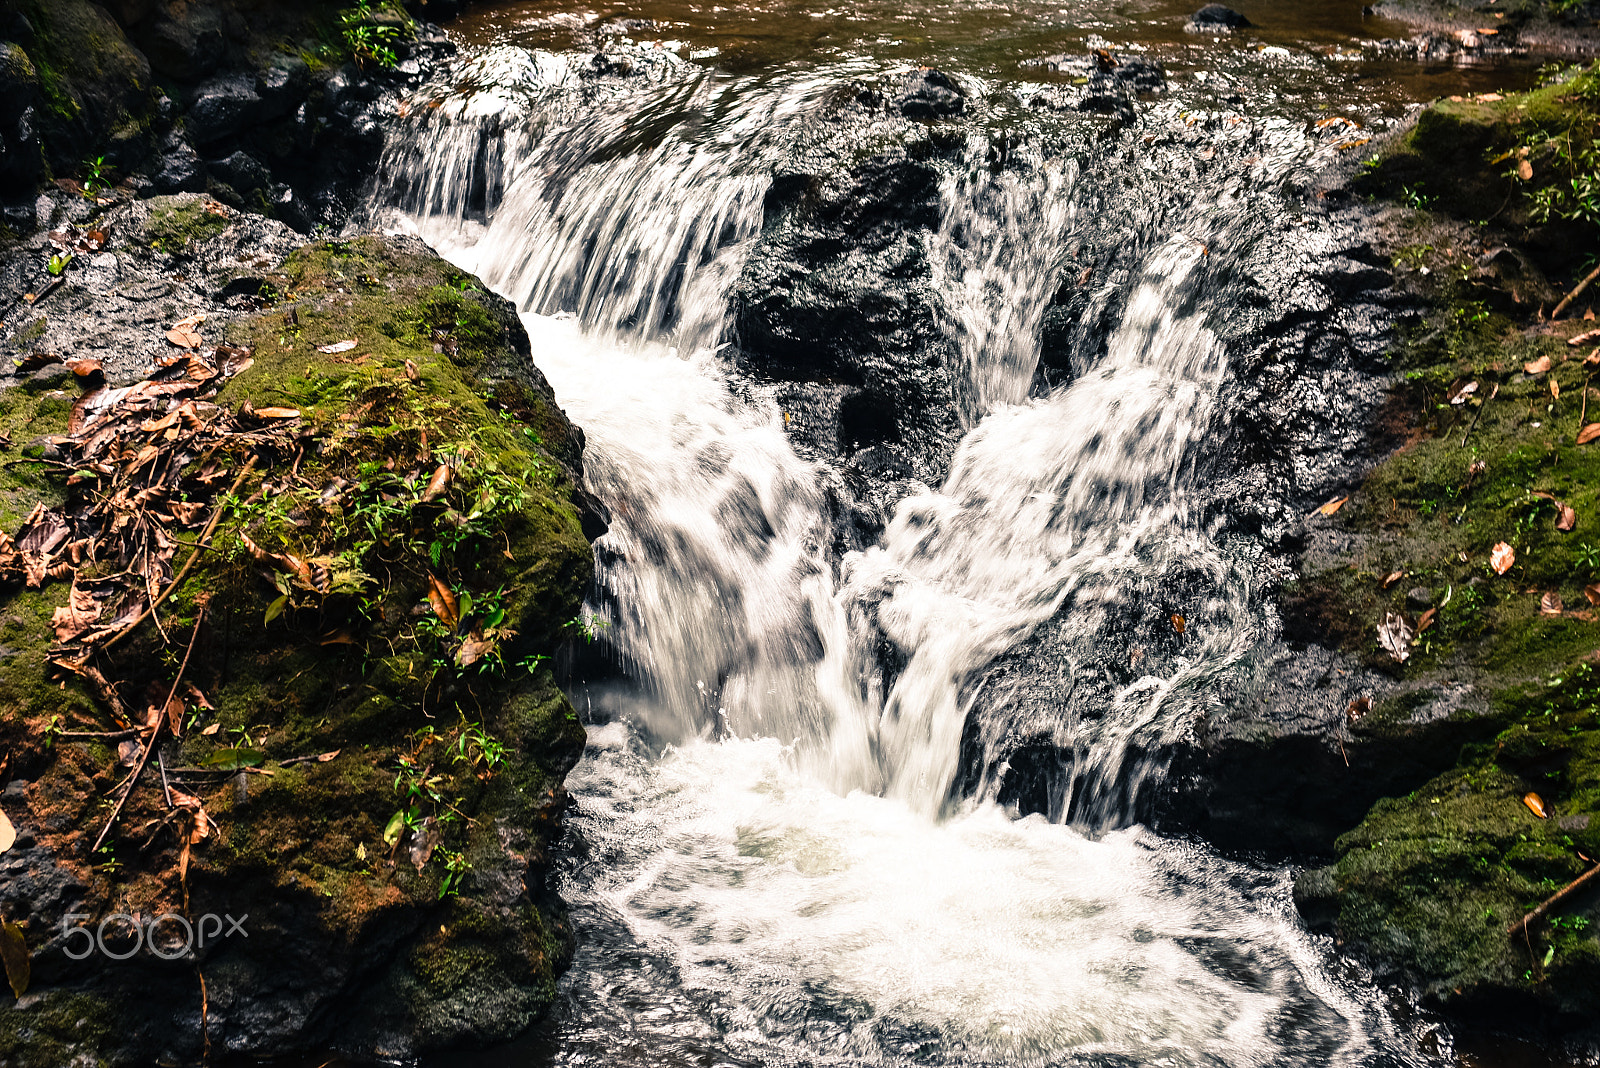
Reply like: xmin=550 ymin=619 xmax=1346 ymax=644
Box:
xmin=894 ymin=69 xmax=966 ymax=120
xmin=1184 ymin=4 xmax=1253 ymax=32
xmin=185 ymin=74 xmax=262 ymax=147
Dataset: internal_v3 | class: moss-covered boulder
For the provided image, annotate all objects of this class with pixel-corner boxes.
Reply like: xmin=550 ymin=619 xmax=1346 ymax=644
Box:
xmin=0 ymin=197 xmax=599 ymax=1064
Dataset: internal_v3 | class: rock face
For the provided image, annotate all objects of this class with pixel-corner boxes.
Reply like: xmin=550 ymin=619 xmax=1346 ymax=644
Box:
xmin=0 ymin=191 xmax=602 ymax=1065
xmin=0 ymin=0 xmax=461 ymax=231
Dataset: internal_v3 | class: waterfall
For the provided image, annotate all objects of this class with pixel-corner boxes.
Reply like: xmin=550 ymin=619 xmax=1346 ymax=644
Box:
xmin=843 ymin=234 xmax=1255 ymax=819
xmin=372 ymin=47 xmax=1428 ymax=1068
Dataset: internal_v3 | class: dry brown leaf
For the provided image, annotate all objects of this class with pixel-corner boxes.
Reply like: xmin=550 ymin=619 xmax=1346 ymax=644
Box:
xmin=1551 ymin=377 xmax=1561 ymax=401
xmin=1449 ymin=381 xmax=1479 ymax=405
xmin=1542 ymin=591 xmax=1564 ymax=616
xmin=252 ymin=407 xmax=301 ymax=419
xmin=1170 ymin=613 xmax=1186 ymax=634
xmin=456 ymin=630 xmax=495 ymax=667
xmin=1580 ymin=423 xmax=1600 ymax=445
xmin=1517 ymin=157 xmax=1533 ymax=180
xmin=201 ymin=722 xmax=221 ymax=736
xmin=1568 ymin=328 xmax=1600 ymax=347
xmin=316 ymin=339 xmax=358 ymax=354
xmin=426 ymin=573 xmax=460 ymax=631
xmin=316 ymin=749 xmax=340 ymax=762
xmin=1418 ymin=606 xmax=1438 ymax=633
xmin=421 ymin=464 xmax=452 ymax=503
xmin=1587 ymin=583 xmax=1600 ymax=606
xmin=1347 ymin=695 xmax=1372 ymax=723
xmin=50 ymin=580 xmax=101 ymax=642
xmin=1315 ymin=496 xmax=1348 ymax=517
xmin=320 ymin=630 xmax=357 ymax=646
xmin=1491 ymin=541 xmax=1516 ymax=575
xmin=1558 ymin=503 xmax=1577 ymax=532
xmin=165 ymin=328 xmax=202 ymax=349
xmin=64 ymin=358 xmax=102 ymax=378
xmin=1383 ymin=571 xmax=1404 ymax=588
xmin=1523 ymin=792 xmax=1549 ymax=819
xmin=0 ymin=805 xmax=13 ymax=854
xmin=404 ymin=359 xmax=419 ymax=381
xmin=1525 ymin=355 xmax=1553 ymax=375
xmin=172 ymin=313 xmax=206 ymax=331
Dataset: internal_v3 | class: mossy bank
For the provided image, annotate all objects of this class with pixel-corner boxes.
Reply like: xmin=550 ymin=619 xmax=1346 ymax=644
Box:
xmin=0 ymin=191 xmax=602 ymax=1065
xmin=1286 ymin=64 xmax=1600 ymax=1042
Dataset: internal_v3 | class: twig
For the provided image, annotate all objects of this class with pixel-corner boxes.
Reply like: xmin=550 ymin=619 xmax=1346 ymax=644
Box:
xmin=1579 ymin=372 xmax=1594 ymax=443
xmin=1507 ymin=861 xmax=1600 ymax=939
xmin=102 ymin=456 xmax=255 ymax=653
xmin=55 ymin=728 xmax=143 ymax=740
xmin=1552 ymin=261 xmax=1600 ymax=321
xmin=159 ymin=748 xmax=172 ymax=808
xmin=90 ymin=604 xmax=207 ymax=853
xmin=1461 ymin=382 xmax=1500 ymax=447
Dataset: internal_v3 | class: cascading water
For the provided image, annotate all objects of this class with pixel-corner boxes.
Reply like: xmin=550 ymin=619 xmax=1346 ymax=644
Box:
xmin=378 ymin=43 xmax=1436 ymax=1068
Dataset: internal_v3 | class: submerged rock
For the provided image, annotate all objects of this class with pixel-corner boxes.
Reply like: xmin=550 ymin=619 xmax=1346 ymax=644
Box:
xmin=1184 ymin=4 xmax=1253 ymax=33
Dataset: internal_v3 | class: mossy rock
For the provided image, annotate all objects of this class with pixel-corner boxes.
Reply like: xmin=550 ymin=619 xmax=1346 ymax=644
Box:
xmin=0 ymin=231 xmax=594 ymax=1064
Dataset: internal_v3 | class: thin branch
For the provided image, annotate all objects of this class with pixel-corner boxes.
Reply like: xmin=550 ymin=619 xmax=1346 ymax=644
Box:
xmin=102 ymin=456 xmax=255 ymax=653
xmin=1507 ymin=862 xmax=1600 ymax=939
xmin=1552 ymin=261 xmax=1600 ymax=321
xmin=1462 ymin=382 xmax=1500 ymax=447
xmin=90 ymin=604 xmax=207 ymax=853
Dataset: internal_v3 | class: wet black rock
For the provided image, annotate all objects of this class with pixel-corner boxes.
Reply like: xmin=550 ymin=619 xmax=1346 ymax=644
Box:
xmin=209 ymin=150 xmax=270 ymax=195
xmin=186 ymin=74 xmax=263 ymax=147
xmin=894 ymin=69 xmax=966 ymax=120
xmin=1185 ymin=4 xmax=1253 ymax=33
xmin=0 ymin=42 xmax=43 ymax=199
xmin=150 ymin=128 xmax=206 ymax=194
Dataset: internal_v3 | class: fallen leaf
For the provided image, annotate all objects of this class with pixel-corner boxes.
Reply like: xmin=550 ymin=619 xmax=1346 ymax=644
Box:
xmin=1378 ymin=611 xmax=1414 ymax=662
xmin=64 ymin=358 xmax=102 ymax=378
xmin=200 ymin=722 xmax=221 ymax=736
xmin=456 ymin=630 xmax=495 ymax=667
xmin=1518 ymin=157 xmax=1533 ymax=180
xmin=172 ymin=313 xmax=206 ymax=331
xmin=1568 ymin=328 xmax=1600 ymax=347
xmin=1491 ymin=541 xmax=1516 ymax=575
xmin=409 ymin=816 xmax=440 ymax=871
xmin=316 ymin=750 xmax=340 ymax=762
xmin=0 ymin=805 xmax=13 ymax=854
xmin=1418 ymin=606 xmax=1438 ymax=633
xmin=1449 ymin=380 xmax=1479 ymax=405
xmin=1523 ymin=792 xmax=1549 ymax=819
xmin=1315 ymin=496 xmax=1348 ymax=517
xmin=201 ymin=747 xmax=266 ymax=770
xmin=1558 ymin=503 xmax=1577 ymax=532
xmin=1347 ymin=695 xmax=1372 ymax=722
xmin=420 ymin=465 xmax=452 ymax=503
xmin=165 ymin=328 xmax=202 ymax=349
xmin=320 ymin=630 xmax=357 ymax=645
xmin=1580 ymin=423 xmax=1600 ymax=445
xmin=1170 ymin=613 xmax=1186 ymax=634
xmin=50 ymin=580 xmax=101 ymax=642
xmin=1542 ymin=591 xmax=1564 ymax=615
xmin=1587 ymin=583 xmax=1600 ymax=606
xmin=383 ymin=810 xmax=406 ymax=846
xmin=1383 ymin=571 xmax=1404 ymax=588
xmin=356 ymin=841 xmax=368 ymax=861
xmin=404 ymin=359 xmax=419 ymax=381
xmin=14 ymin=351 xmax=61 ymax=372
xmin=316 ymin=339 xmax=358 ymax=354
xmin=0 ymin=921 xmax=28 ymax=998
xmin=426 ymin=573 xmax=460 ymax=631
xmin=1525 ymin=355 xmax=1552 ymax=375
xmin=1551 ymin=377 xmax=1561 ymax=401
xmin=251 ymin=407 xmax=300 ymax=419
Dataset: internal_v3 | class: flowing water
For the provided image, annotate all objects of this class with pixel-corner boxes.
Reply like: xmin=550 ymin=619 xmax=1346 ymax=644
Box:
xmin=369 ymin=6 xmax=1546 ymax=1064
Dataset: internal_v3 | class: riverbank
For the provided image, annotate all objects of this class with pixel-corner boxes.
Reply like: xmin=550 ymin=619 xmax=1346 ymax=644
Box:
xmin=0 ymin=187 xmax=601 ymax=1065
xmin=1281 ymin=63 xmax=1600 ymax=1048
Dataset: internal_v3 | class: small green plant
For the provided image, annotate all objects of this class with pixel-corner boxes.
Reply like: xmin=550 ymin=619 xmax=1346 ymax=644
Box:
xmin=47 ymin=252 xmax=73 ymax=277
xmin=43 ymin=714 xmax=64 ymax=749
xmin=339 ymin=1 xmax=407 ymax=71
xmin=565 ymin=612 xmax=609 ymax=643
xmin=1399 ymin=183 xmax=1436 ymax=210
xmin=437 ymin=848 xmax=470 ymax=898
xmin=80 ymin=155 xmax=110 ymax=196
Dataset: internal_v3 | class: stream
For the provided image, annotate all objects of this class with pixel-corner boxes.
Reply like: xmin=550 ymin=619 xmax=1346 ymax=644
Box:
xmin=364 ymin=2 xmax=1546 ymax=1064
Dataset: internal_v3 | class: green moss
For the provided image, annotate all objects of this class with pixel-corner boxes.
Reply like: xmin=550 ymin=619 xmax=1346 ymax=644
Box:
xmin=142 ymin=197 xmax=230 ymax=248
xmin=0 ymin=991 xmax=118 ymax=1068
